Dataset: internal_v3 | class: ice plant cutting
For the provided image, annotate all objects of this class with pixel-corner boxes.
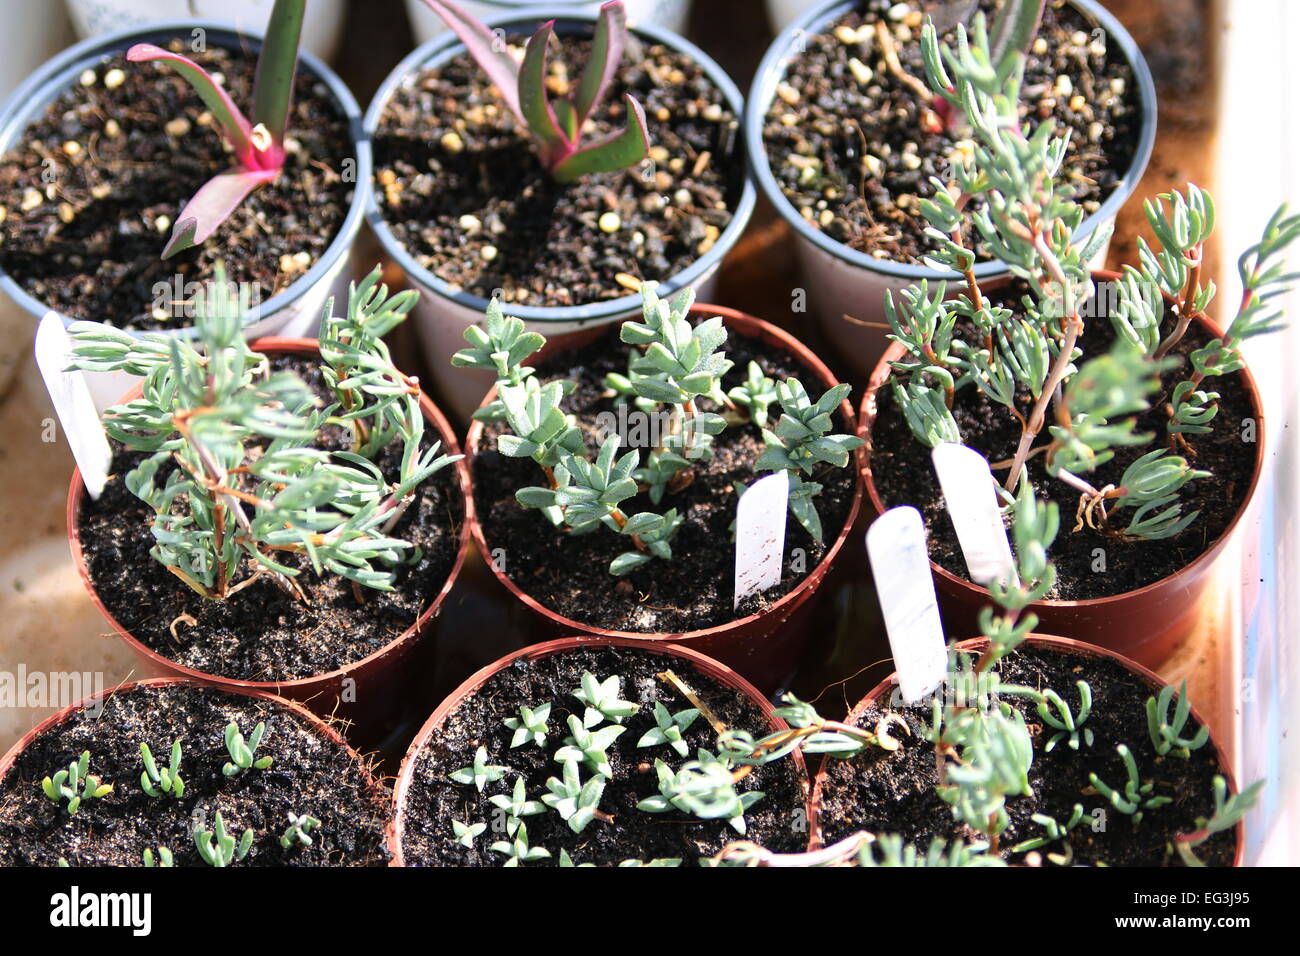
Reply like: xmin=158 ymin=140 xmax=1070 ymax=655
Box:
xmin=453 ymin=282 xmax=863 ymax=575
xmin=65 ymin=264 xmax=459 ymax=604
xmin=420 ymin=0 xmax=650 ymax=182
xmin=125 ymin=0 xmax=307 ymax=257
xmin=882 ymin=9 xmax=1300 ymax=541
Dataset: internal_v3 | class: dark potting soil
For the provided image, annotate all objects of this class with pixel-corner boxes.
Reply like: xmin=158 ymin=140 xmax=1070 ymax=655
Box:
xmin=76 ymin=355 xmax=465 ymax=681
xmin=373 ymin=30 xmax=744 ymax=307
xmin=0 ymin=683 xmax=390 ymax=866
xmin=0 ymin=43 xmax=352 ymax=331
xmin=815 ymin=645 xmax=1236 ymax=866
xmin=762 ymin=0 xmax=1142 ymax=266
xmin=399 ymin=645 xmax=807 ymax=866
xmin=473 ymin=325 xmax=858 ymax=632
xmin=869 ymin=292 xmax=1256 ymax=600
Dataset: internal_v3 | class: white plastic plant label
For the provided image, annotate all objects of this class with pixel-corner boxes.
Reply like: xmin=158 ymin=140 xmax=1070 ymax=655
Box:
xmin=34 ymin=313 xmax=111 ymax=499
xmin=866 ymin=506 xmax=948 ymax=703
xmin=931 ymin=442 xmax=1018 ymax=588
xmin=734 ymin=472 xmax=789 ymax=608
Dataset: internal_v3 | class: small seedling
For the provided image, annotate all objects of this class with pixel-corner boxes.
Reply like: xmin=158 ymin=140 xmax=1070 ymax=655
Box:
xmin=139 ymin=740 xmax=185 ymax=798
xmin=573 ymin=672 xmax=639 ymax=726
xmin=489 ymin=822 xmax=551 ymax=866
xmin=555 ymin=715 xmax=626 ymax=779
xmin=637 ymin=751 xmax=763 ymax=835
xmin=1089 ymin=744 xmax=1172 ymax=824
xmin=279 ymin=812 xmax=321 ymax=849
xmin=1173 ymin=777 xmax=1264 ymax=866
xmin=1010 ymin=804 xmax=1085 ymax=860
xmin=40 ymin=751 xmax=112 ymax=815
xmin=451 ymin=819 xmax=487 ymax=848
xmin=142 ymin=847 xmax=174 ymax=867
xmin=1146 ymin=680 xmax=1210 ymax=757
xmin=420 ymin=1 xmax=649 ymax=183
xmin=1037 ymin=682 xmax=1094 ymax=752
xmin=541 ymin=758 xmax=607 ymax=834
xmin=503 ymin=702 xmax=551 ymax=749
xmin=223 ymin=721 xmax=273 ymax=776
xmin=636 ymin=702 xmax=700 ymax=758
xmin=449 ymin=746 xmax=509 ymax=792
xmin=194 ymin=812 xmax=254 ymax=867
xmin=488 ymin=778 xmax=547 ymax=835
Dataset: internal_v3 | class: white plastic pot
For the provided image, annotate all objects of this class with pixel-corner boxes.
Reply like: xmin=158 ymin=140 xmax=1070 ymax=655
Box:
xmin=764 ymin=0 xmax=818 ymax=32
xmin=0 ymin=22 xmax=370 ymax=411
xmin=366 ymin=7 xmax=755 ymax=423
xmin=746 ymin=0 xmax=1157 ymax=377
xmin=64 ymin=0 xmax=348 ymax=63
xmin=403 ymin=0 xmax=691 ymax=48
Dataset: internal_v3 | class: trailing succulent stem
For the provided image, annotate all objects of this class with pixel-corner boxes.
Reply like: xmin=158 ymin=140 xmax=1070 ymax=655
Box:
xmin=884 ymin=11 xmax=1300 ymax=551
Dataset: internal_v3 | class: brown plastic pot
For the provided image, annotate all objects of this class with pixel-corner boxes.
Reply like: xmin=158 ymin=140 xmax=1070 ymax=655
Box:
xmin=66 ymin=338 xmax=474 ymax=744
xmin=0 ymin=677 xmax=389 ymax=829
xmin=858 ymin=279 xmax=1266 ymax=668
xmin=806 ymin=634 xmax=1245 ymax=866
xmin=463 ymin=304 xmax=865 ymax=693
xmin=386 ymin=634 xmax=812 ymax=866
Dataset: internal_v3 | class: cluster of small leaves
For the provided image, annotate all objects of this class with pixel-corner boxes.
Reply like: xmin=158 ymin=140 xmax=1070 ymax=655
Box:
xmin=1088 ymin=744 xmax=1171 ymax=824
xmin=139 ymin=740 xmax=185 ymax=798
xmin=929 ymin=701 xmax=1034 ymax=844
xmin=503 ymin=703 xmax=551 ymax=749
xmin=194 ymin=812 xmax=254 ymax=867
xmin=718 ymin=693 xmax=883 ymax=767
xmin=1009 ymin=803 xmax=1084 ymax=863
xmin=1146 ymin=681 xmax=1210 ymax=757
xmin=40 ymin=751 xmax=112 ymax=815
xmin=857 ymin=833 xmax=1006 ymax=868
xmin=449 ymin=746 xmax=508 ymax=792
xmin=750 ymin=381 xmax=864 ymax=542
xmin=637 ymin=750 xmax=763 ymax=835
xmin=279 ymin=813 xmax=321 ymax=849
xmin=636 ymin=702 xmax=700 ymax=758
xmin=458 ymin=282 xmax=861 ymax=575
xmin=222 ymin=721 xmax=273 ymax=777
xmin=1173 ymin=777 xmax=1264 ymax=867
xmin=70 ymin=264 xmax=458 ymax=601
xmin=1036 ymin=682 xmax=1094 ymax=752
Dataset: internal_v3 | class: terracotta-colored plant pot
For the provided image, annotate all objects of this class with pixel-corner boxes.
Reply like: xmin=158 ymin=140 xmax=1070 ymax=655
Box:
xmin=807 ymin=634 xmax=1245 ymax=866
xmin=386 ymin=634 xmax=813 ymax=866
xmin=66 ymin=338 xmax=474 ymax=745
xmin=463 ymin=304 xmax=864 ymax=693
xmin=0 ymin=676 xmax=388 ymax=816
xmin=857 ymin=280 xmax=1266 ymax=668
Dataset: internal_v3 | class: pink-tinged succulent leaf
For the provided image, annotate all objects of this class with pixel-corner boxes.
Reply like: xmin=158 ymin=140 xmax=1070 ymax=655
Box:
xmin=252 ymin=0 xmax=305 ymax=152
xmin=518 ymin=20 xmax=571 ymax=162
xmin=420 ymin=0 xmax=523 ymax=125
xmin=573 ymin=1 xmax=626 ymax=129
xmin=551 ymin=94 xmax=649 ymax=183
xmin=162 ymin=166 xmax=278 ymax=259
xmin=127 ymin=43 xmax=258 ymax=165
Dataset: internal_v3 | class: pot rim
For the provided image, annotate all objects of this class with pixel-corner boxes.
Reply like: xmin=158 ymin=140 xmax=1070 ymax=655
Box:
xmin=362 ymin=6 xmax=757 ymax=323
xmin=64 ymin=336 xmax=474 ymax=693
xmin=743 ymin=0 xmax=1157 ymax=281
xmin=857 ymin=270 xmax=1267 ymax=611
xmin=0 ymin=675 xmax=383 ymax=799
xmin=806 ymin=633 xmax=1244 ymax=865
xmin=0 ymin=20 xmax=371 ymax=340
xmin=463 ymin=301 xmax=865 ymax=642
xmin=386 ymin=634 xmax=811 ymax=866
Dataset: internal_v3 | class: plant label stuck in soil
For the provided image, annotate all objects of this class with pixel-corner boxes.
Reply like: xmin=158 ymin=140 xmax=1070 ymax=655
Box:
xmin=866 ymin=506 xmax=948 ymax=703
xmin=931 ymin=442 xmax=1018 ymax=588
xmin=34 ymin=314 xmax=111 ymax=499
xmin=734 ymin=472 xmax=789 ymax=608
